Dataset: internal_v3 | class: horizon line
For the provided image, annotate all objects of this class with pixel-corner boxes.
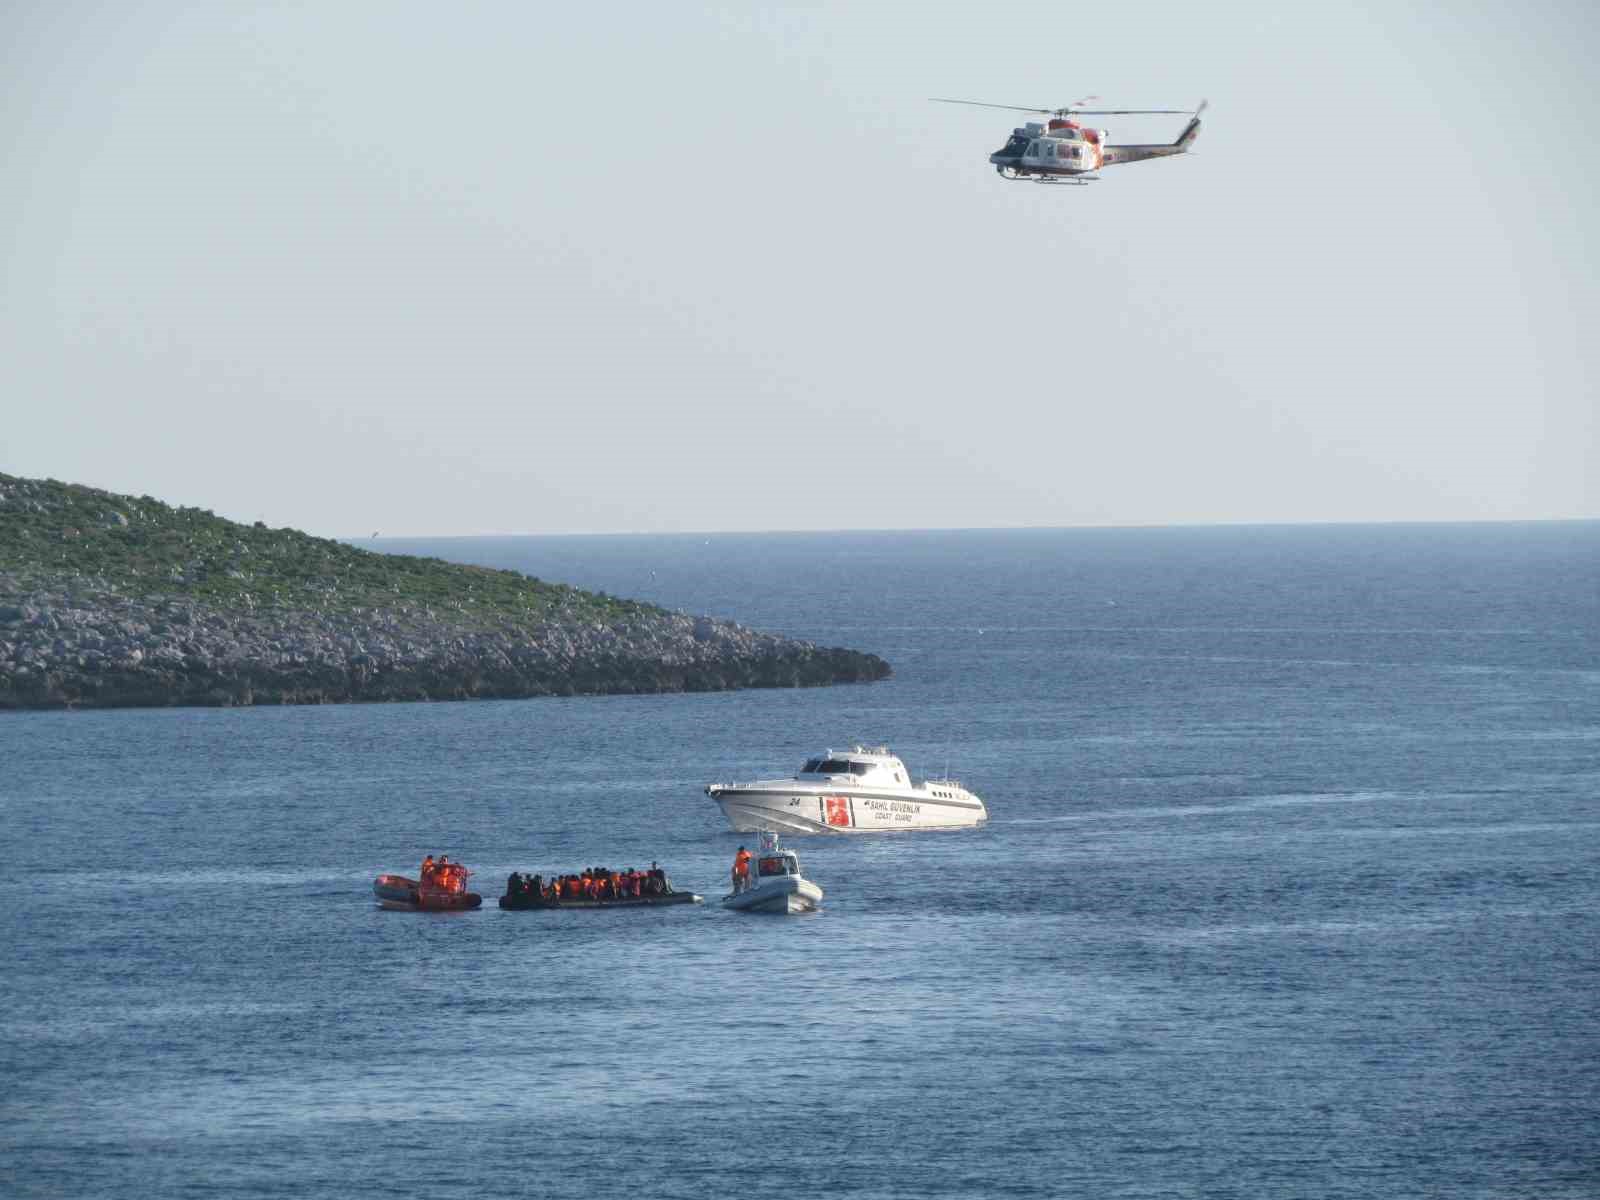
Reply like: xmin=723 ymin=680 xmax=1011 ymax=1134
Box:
xmin=347 ymin=515 xmax=1600 ymax=542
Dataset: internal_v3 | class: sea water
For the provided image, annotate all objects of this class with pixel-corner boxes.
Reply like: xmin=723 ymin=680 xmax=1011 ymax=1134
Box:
xmin=3 ymin=523 xmax=1597 ymax=1198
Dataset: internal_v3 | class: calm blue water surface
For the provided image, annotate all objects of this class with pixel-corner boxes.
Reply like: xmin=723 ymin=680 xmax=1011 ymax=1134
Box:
xmin=4 ymin=523 xmax=1598 ymax=1198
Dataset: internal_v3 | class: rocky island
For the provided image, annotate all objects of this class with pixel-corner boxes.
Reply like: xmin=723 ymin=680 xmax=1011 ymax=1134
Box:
xmin=0 ymin=473 xmax=890 ymax=711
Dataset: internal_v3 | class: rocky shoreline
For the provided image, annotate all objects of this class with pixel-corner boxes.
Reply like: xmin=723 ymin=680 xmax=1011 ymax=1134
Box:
xmin=0 ymin=472 xmax=891 ymax=711
xmin=0 ymin=578 xmax=889 ymax=711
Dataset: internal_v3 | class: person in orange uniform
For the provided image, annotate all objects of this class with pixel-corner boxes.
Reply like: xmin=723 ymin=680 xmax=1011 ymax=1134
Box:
xmin=732 ymin=845 xmax=752 ymax=894
xmin=420 ymin=854 xmax=436 ymax=883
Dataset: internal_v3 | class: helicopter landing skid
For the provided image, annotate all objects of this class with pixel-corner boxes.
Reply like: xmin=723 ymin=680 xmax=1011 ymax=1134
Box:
xmin=995 ymin=165 xmax=1097 ymax=185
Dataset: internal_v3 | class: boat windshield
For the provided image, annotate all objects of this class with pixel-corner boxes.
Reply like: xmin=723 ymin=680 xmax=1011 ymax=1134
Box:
xmin=808 ymin=759 xmax=871 ymax=776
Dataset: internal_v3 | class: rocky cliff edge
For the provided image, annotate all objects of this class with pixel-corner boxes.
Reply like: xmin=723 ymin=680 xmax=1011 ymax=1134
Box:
xmin=0 ymin=474 xmax=890 ymax=711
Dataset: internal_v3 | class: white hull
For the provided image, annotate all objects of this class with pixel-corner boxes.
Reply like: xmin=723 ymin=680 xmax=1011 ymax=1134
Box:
xmin=711 ymin=785 xmax=986 ymax=834
xmin=722 ymin=876 xmax=823 ymax=914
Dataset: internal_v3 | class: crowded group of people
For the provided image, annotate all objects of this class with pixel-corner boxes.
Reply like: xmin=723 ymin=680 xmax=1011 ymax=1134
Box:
xmin=504 ymin=862 xmax=675 ymax=904
xmin=418 ymin=854 xmax=469 ymax=893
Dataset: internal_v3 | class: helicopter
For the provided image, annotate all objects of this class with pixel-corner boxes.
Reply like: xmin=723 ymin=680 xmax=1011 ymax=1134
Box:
xmin=931 ymin=96 xmax=1207 ymax=184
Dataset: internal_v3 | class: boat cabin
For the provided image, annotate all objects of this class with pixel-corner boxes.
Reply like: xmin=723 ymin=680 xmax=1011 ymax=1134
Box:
xmin=754 ymin=830 xmax=805 ymax=882
xmin=796 ymin=745 xmax=908 ymax=787
xmin=757 ymin=849 xmax=802 ymax=880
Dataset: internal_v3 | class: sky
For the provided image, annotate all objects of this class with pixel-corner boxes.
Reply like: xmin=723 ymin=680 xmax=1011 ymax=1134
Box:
xmin=2 ymin=1 xmax=1595 ymax=537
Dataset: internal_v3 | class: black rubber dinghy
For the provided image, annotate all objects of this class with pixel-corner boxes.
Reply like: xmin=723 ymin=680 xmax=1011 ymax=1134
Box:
xmin=498 ymin=891 xmax=703 ymax=911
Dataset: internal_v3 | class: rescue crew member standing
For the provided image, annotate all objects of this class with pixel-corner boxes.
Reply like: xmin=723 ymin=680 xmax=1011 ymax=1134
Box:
xmin=732 ymin=845 xmax=752 ymax=893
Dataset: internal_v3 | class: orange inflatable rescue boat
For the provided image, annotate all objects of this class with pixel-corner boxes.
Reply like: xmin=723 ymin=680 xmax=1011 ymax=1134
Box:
xmin=373 ymin=857 xmax=482 ymax=911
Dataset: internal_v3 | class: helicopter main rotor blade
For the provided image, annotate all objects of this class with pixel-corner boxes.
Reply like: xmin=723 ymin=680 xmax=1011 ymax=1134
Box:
xmin=929 ymin=97 xmax=1056 ymax=114
xmin=932 ymin=98 xmax=1205 ymax=118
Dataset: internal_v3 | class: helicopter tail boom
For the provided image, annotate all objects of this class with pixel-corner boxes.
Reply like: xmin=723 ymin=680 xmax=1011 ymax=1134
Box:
xmin=1100 ymin=101 xmax=1205 ymax=167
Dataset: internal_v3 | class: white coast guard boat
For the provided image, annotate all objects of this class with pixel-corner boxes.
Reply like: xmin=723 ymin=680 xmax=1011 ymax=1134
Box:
xmin=722 ymin=832 xmax=823 ymax=914
xmin=705 ymin=745 xmax=987 ymax=834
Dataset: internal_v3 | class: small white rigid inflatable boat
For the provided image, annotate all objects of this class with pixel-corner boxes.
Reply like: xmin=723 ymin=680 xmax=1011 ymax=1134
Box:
xmin=721 ymin=832 xmax=823 ymax=914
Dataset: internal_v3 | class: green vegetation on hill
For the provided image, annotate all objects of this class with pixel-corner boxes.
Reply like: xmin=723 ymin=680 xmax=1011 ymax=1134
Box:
xmin=0 ymin=472 xmax=647 ymax=627
xmin=1 ymin=472 xmax=891 ymax=711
